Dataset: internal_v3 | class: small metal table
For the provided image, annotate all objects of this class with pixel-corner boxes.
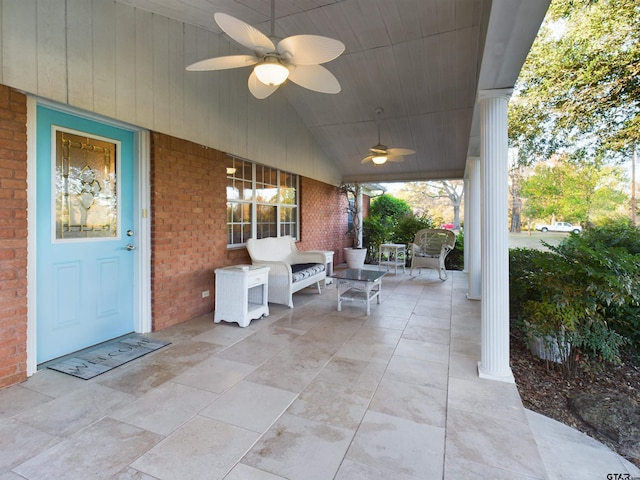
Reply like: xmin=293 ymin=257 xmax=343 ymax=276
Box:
xmin=331 ymin=269 xmax=386 ymax=315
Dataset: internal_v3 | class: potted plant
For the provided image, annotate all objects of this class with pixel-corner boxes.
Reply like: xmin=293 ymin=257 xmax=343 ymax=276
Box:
xmin=340 ymin=183 xmax=367 ymax=269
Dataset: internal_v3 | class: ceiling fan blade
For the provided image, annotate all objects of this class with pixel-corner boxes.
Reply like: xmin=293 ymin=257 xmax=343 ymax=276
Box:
xmin=288 ymin=64 xmax=341 ymax=94
xmin=248 ymin=70 xmax=278 ymax=99
xmin=214 ymin=12 xmax=275 ymax=52
xmin=387 ymin=147 xmax=416 ymax=156
xmin=277 ymin=35 xmax=345 ymax=66
xmin=186 ymin=55 xmax=257 ymax=71
xmin=361 ymin=155 xmax=374 ymax=164
xmin=387 ymin=155 xmax=405 ymax=163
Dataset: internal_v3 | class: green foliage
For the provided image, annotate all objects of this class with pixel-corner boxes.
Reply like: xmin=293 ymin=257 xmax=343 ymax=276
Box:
xmin=389 ymin=215 xmax=433 ymax=246
xmin=520 ymin=157 xmax=627 ymax=225
xmin=362 ymin=216 xmax=386 ymax=264
xmin=510 ymin=0 xmax=640 ymax=162
xmin=445 ymin=229 xmax=464 ymax=271
xmin=509 ymin=224 xmax=640 ymax=376
xmin=370 ymin=194 xmax=412 ymax=230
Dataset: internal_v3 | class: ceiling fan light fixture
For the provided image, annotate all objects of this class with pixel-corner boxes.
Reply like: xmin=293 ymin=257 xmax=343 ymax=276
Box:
xmin=372 ymin=155 xmax=388 ymax=165
xmin=254 ymin=58 xmax=289 ymax=86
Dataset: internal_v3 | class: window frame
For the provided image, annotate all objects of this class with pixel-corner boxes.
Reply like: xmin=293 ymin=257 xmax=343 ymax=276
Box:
xmin=225 ymin=155 xmax=300 ymax=248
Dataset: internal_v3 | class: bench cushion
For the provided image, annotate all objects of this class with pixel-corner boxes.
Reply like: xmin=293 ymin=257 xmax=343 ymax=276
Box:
xmin=291 ymin=263 xmax=325 ymax=283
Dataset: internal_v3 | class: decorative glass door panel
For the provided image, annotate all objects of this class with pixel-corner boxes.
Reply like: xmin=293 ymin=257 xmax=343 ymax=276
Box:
xmin=55 ymin=131 xmax=119 ymax=239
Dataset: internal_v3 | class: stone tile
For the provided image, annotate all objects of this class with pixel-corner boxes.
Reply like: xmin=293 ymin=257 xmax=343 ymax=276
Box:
xmin=407 ymin=311 xmax=451 ymax=330
xmin=15 ymin=383 xmax=135 ymax=437
xmin=249 ymin=324 xmax=305 ymax=346
xmin=384 ymin=355 xmax=449 ymax=391
xmin=193 ymin=324 xmax=256 ymax=346
xmin=402 ymin=324 xmax=450 ymax=344
xmin=448 ymin=352 xmax=481 ymax=381
xmin=243 ymin=413 xmax=354 ymax=480
xmin=215 ymin=336 xmax=285 ymax=366
xmin=287 ymin=379 xmax=372 ymax=430
xmin=172 ymin=357 xmax=256 ymax=394
xmin=0 ymin=385 xmax=53 ymax=420
xmin=394 ymin=337 xmax=449 ymax=364
xmin=0 ymin=418 xmax=59 ymax=471
xmin=369 ymin=378 xmax=447 ymax=428
xmin=131 ymin=416 xmax=259 ymax=480
xmin=362 ymin=313 xmax=410 ymax=330
xmin=346 ymin=410 xmax=445 ymax=479
xmin=334 ymin=338 xmax=396 ymax=365
xmin=19 ymin=368 xmax=87 ymax=399
xmin=448 ymin=377 xmax=527 ymax=423
xmin=13 ymin=417 xmax=161 ymax=480
xmin=445 ymin=407 xmax=547 ymax=479
xmin=526 ymin=409 xmax=640 ymax=479
xmin=313 ymin=355 xmax=386 ymax=391
xmin=444 ymin=456 xmax=544 ymax=480
xmin=334 ymin=459 xmax=419 ymax=480
xmin=112 ymin=468 xmax=159 ymax=480
xmin=110 ymin=381 xmax=218 ymax=435
xmin=200 ymin=381 xmax=296 ymax=433
xmin=245 ymin=345 xmax=333 ymax=393
xmin=98 ymin=340 xmax=220 ymax=396
xmin=225 ymin=463 xmax=287 ymax=480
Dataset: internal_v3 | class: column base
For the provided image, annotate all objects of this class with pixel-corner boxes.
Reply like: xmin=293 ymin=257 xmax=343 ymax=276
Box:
xmin=477 ymin=361 xmax=515 ymax=383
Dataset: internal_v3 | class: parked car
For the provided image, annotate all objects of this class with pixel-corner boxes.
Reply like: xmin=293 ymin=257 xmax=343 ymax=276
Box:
xmin=535 ymin=221 xmax=582 ymax=234
xmin=440 ymin=223 xmax=454 ymax=230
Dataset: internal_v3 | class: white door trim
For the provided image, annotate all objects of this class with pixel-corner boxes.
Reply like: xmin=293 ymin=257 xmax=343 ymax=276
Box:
xmin=26 ymin=97 xmax=152 ymax=375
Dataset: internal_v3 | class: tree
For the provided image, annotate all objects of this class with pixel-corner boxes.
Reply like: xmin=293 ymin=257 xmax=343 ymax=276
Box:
xmin=395 ymin=181 xmax=464 ymax=228
xmin=510 ymin=0 xmax=640 ymax=164
xmin=521 ymin=156 xmax=627 ymax=225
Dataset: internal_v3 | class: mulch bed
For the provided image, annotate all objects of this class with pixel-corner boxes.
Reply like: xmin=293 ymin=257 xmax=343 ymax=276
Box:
xmin=510 ymin=328 xmax=640 ymax=466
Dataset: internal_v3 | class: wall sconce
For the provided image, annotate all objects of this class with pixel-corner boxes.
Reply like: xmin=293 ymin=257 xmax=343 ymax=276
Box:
xmin=226 ymin=167 xmax=237 ymax=175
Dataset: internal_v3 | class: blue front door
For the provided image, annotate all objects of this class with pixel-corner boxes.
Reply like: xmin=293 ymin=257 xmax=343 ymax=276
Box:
xmin=36 ymin=106 xmax=135 ymax=363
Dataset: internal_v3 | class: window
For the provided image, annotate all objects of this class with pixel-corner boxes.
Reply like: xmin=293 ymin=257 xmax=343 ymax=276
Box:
xmin=226 ymin=156 xmax=299 ymax=247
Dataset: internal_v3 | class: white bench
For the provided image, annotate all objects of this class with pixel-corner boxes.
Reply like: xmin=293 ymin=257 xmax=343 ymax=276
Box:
xmin=246 ymin=236 xmax=326 ymax=308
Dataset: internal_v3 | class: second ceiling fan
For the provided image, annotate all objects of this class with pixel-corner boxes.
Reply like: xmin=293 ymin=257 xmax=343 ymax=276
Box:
xmin=186 ymin=0 xmax=345 ymax=99
xmin=361 ymin=108 xmax=416 ymax=165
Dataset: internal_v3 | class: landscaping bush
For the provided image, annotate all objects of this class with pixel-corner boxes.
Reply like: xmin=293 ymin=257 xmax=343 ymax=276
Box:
xmin=445 ymin=229 xmax=464 ymax=271
xmin=362 ymin=216 xmax=386 ymax=264
xmin=509 ymin=223 xmax=640 ymax=376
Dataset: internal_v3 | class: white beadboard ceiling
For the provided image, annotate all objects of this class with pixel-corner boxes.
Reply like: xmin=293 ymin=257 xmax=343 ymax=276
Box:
xmin=117 ymin=0 xmax=549 ymax=183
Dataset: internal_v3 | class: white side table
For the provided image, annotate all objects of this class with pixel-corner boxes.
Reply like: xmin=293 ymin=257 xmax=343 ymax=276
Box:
xmin=309 ymin=250 xmax=334 ymax=285
xmin=378 ymin=243 xmax=406 ymax=274
xmin=214 ymin=265 xmax=269 ymax=327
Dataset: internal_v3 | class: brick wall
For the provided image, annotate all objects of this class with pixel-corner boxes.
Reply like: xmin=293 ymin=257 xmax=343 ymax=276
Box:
xmin=150 ymin=133 xmax=250 ymax=331
xmin=298 ymin=177 xmax=352 ymax=265
xmin=0 ymin=86 xmax=28 ymax=389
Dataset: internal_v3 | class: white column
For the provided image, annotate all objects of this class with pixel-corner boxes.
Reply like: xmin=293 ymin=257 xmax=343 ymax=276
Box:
xmin=466 ymin=156 xmax=481 ymax=300
xmin=478 ymin=89 xmax=514 ymax=383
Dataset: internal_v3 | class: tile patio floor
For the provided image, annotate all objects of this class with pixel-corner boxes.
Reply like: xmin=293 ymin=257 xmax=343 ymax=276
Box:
xmin=1 ymin=269 xmax=638 ymax=479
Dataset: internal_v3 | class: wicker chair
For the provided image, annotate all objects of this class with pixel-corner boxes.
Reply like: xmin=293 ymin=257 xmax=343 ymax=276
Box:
xmin=410 ymin=229 xmax=456 ymax=280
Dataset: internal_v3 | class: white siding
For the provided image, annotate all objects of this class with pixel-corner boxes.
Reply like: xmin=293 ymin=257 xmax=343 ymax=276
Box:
xmin=0 ymin=1 xmax=338 ymax=182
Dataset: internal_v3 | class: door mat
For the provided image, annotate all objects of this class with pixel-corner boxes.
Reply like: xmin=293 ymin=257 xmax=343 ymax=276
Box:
xmin=46 ymin=334 xmax=170 ymax=380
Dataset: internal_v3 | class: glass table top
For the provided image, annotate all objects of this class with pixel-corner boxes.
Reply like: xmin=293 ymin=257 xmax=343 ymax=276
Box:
xmin=330 ymin=269 xmax=386 ymax=282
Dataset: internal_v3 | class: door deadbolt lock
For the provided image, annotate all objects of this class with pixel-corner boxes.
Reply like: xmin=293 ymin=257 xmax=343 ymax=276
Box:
xmin=127 ymin=230 xmax=134 ymax=237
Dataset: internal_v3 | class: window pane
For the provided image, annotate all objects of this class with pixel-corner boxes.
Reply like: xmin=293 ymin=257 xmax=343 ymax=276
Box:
xmin=256 ymin=205 xmax=276 ymax=239
xmin=256 ymin=165 xmax=278 ymax=203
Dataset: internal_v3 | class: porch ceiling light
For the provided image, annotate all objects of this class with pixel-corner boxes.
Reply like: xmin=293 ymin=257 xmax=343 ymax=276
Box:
xmin=254 ymin=58 xmax=289 ymax=86
xmin=372 ymin=155 xmax=388 ymax=165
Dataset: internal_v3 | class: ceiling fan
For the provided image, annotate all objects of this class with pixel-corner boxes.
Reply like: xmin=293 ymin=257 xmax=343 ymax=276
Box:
xmin=186 ymin=0 xmax=345 ymax=99
xmin=361 ymin=107 xmax=416 ymax=165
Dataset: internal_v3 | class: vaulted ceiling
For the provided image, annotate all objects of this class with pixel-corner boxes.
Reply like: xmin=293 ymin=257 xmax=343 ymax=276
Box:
xmin=118 ymin=0 xmax=549 ymax=183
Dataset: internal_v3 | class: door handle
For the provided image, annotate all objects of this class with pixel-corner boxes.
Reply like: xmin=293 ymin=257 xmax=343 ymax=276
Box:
xmin=125 ymin=244 xmax=136 ymax=251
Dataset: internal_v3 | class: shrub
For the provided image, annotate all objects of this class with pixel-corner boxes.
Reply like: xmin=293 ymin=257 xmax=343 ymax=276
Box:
xmin=445 ymin=229 xmax=464 ymax=271
xmin=509 ymin=223 xmax=640 ymax=376
xmin=363 ymin=217 xmax=387 ymax=263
